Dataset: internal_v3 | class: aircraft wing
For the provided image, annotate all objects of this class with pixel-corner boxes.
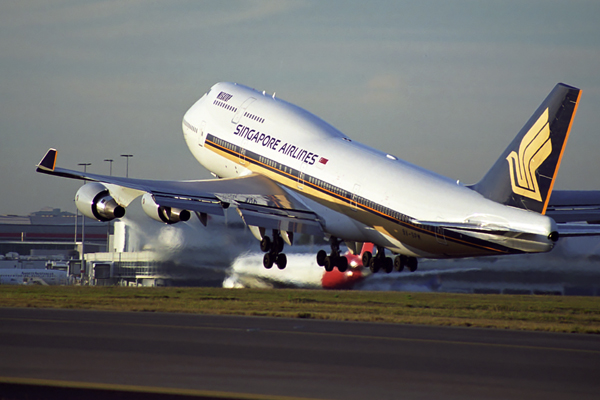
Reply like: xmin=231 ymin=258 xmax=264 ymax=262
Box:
xmin=36 ymin=149 xmax=324 ymax=235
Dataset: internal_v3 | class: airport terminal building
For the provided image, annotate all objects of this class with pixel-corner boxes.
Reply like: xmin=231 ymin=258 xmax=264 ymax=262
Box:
xmin=1 ymin=208 xmax=599 ymax=295
xmin=0 ymin=207 xmax=250 ymax=287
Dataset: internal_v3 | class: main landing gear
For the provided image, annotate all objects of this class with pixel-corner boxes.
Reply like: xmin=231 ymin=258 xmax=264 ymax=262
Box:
xmin=261 ymin=230 xmax=287 ymax=270
xmin=362 ymin=247 xmax=418 ymax=274
xmin=316 ymin=237 xmax=349 ymax=273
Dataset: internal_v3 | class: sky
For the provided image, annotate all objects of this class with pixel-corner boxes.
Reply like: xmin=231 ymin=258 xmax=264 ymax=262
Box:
xmin=1 ymin=1 xmax=599 ymax=215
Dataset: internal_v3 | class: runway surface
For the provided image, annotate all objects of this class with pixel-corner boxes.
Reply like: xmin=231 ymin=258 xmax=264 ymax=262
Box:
xmin=1 ymin=307 xmax=599 ymax=399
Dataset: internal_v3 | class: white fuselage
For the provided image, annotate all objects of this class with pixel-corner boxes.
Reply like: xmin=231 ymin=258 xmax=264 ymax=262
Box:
xmin=181 ymin=82 xmax=556 ymax=258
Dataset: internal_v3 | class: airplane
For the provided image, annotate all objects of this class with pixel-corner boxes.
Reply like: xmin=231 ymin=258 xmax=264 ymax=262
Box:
xmin=36 ymin=82 xmax=600 ymax=274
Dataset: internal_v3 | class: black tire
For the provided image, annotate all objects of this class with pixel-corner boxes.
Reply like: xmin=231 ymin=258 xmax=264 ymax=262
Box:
xmin=260 ymin=236 xmax=271 ymax=253
xmin=337 ymin=256 xmax=348 ymax=273
xmin=407 ymin=257 xmax=418 ymax=272
xmin=316 ymin=250 xmax=327 ymax=266
xmin=394 ymin=255 xmax=405 ymax=272
xmin=273 ymin=236 xmax=284 ymax=253
xmin=276 ymin=253 xmax=287 ymax=270
xmin=324 ymin=256 xmax=334 ymax=272
xmin=263 ymin=252 xmax=274 ymax=269
xmin=384 ymin=257 xmax=393 ymax=273
xmin=362 ymin=251 xmax=372 ymax=267
xmin=369 ymin=258 xmax=380 ymax=273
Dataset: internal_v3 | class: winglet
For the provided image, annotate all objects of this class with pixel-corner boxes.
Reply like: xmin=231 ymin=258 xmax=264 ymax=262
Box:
xmin=36 ymin=148 xmax=57 ymax=172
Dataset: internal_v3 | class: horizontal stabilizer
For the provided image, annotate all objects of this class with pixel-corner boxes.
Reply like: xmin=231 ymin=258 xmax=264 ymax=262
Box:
xmin=36 ymin=149 xmax=57 ymax=172
xmin=556 ymin=223 xmax=600 ymax=237
xmin=546 ymin=190 xmax=600 ymax=223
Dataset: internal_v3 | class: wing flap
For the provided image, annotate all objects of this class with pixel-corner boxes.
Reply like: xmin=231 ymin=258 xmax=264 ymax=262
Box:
xmin=236 ymin=203 xmax=323 ymax=236
xmin=153 ymin=194 xmax=225 ymax=216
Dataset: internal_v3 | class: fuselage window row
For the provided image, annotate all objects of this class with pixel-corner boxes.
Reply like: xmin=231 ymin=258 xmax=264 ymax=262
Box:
xmin=214 ymin=134 xmax=408 ymax=227
xmin=243 ymin=112 xmax=265 ymax=124
xmin=213 ymin=100 xmax=238 ymax=113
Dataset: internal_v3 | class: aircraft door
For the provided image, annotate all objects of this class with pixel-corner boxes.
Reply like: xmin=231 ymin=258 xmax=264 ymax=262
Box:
xmin=238 ymin=135 xmax=248 ymax=165
xmin=351 ymin=184 xmax=361 ymax=211
xmin=233 ymin=97 xmax=256 ymax=165
xmin=198 ymin=121 xmax=207 ymax=147
xmin=232 ymin=97 xmax=256 ymax=124
xmin=297 ymin=163 xmax=307 ymax=190
xmin=435 ymin=226 xmax=447 ymax=245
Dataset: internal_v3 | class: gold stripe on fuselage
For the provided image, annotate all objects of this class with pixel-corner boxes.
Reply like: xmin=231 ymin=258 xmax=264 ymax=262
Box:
xmin=206 ymin=138 xmax=509 ymax=257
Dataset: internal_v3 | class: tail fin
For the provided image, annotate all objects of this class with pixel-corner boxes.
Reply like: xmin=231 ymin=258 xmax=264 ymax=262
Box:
xmin=469 ymin=83 xmax=581 ymax=214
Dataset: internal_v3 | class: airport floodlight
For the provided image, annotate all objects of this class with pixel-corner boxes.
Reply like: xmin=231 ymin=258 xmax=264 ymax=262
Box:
xmin=77 ymin=163 xmax=91 ymax=173
xmin=120 ymin=154 xmax=133 ymax=177
xmin=104 ymin=159 xmax=114 ymax=176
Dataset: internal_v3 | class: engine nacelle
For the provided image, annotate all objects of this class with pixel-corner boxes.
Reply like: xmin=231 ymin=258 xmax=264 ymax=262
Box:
xmin=141 ymin=193 xmax=190 ymax=224
xmin=75 ymin=182 xmax=126 ymax=222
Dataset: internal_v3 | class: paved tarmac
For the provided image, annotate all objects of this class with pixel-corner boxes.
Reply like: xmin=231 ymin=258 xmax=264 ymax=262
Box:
xmin=0 ymin=307 xmax=599 ymax=399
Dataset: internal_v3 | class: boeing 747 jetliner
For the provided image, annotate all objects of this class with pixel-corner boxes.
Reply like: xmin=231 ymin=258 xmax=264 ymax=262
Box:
xmin=36 ymin=82 xmax=600 ymax=273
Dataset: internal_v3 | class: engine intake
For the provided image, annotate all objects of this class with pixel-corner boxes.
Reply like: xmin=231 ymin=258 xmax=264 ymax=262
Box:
xmin=141 ymin=193 xmax=190 ymax=224
xmin=75 ymin=182 xmax=125 ymax=222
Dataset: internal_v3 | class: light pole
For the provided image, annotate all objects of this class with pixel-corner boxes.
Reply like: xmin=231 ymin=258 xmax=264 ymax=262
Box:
xmin=77 ymin=163 xmax=91 ymax=282
xmin=120 ymin=154 xmax=133 ymax=177
xmin=104 ymin=159 xmax=114 ymax=176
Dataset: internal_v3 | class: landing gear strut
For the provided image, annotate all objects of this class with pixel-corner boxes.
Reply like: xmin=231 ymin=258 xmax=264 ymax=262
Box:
xmin=316 ymin=237 xmax=348 ymax=272
xmin=261 ymin=230 xmax=287 ymax=270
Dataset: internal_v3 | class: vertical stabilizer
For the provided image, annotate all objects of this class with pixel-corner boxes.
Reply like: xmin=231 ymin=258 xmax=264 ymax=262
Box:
xmin=470 ymin=83 xmax=581 ymax=214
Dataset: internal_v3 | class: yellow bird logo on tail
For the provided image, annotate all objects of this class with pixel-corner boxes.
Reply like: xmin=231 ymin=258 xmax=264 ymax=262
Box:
xmin=506 ymin=108 xmax=551 ymax=202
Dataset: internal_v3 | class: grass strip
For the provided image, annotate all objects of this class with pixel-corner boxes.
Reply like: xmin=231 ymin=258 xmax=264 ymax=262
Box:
xmin=1 ymin=286 xmax=599 ymax=334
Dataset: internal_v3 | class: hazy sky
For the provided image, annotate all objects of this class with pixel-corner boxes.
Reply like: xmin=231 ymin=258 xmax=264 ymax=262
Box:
xmin=1 ymin=1 xmax=599 ymax=215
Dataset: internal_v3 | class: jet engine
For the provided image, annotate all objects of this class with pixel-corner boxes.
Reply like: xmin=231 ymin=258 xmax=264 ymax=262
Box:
xmin=75 ymin=182 xmax=126 ymax=221
xmin=141 ymin=193 xmax=191 ymax=224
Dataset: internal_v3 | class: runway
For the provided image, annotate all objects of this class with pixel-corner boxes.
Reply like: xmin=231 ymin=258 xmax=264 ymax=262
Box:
xmin=0 ymin=308 xmax=599 ymax=399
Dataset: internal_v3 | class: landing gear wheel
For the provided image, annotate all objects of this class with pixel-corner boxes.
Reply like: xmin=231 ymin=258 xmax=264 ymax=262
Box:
xmin=384 ymin=257 xmax=393 ymax=273
xmin=260 ymin=236 xmax=271 ymax=252
xmin=272 ymin=235 xmax=284 ymax=253
xmin=337 ymin=256 xmax=348 ymax=273
xmin=362 ymin=251 xmax=372 ymax=267
xmin=324 ymin=256 xmax=334 ymax=272
xmin=407 ymin=257 xmax=418 ymax=272
xmin=316 ymin=250 xmax=327 ymax=266
xmin=276 ymin=253 xmax=287 ymax=270
xmin=394 ymin=255 xmax=405 ymax=272
xmin=263 ymin=252 xmax=274 ymax=269
xmin=369 ymin=258 xmax=380 ymax=273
